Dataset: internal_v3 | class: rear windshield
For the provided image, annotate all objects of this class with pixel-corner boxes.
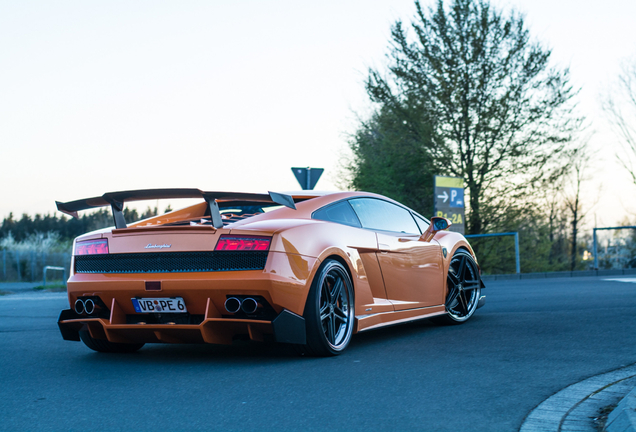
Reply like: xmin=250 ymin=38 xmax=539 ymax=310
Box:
xmin=312 ymin=201 xmax=361 ymax=228
xmin=160 ymin=203 xmax=287 ymax=227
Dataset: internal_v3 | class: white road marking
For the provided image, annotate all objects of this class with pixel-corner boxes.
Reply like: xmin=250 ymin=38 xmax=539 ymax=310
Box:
xmin=603 ymin=278 xmax=636 ymax=283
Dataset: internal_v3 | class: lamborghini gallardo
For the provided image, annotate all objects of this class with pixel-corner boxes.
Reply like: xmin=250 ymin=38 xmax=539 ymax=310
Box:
xmin=56 ymin=189 xmax=485 ymax=356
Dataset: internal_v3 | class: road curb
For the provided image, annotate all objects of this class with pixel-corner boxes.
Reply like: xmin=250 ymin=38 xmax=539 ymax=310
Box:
xmin=482 ymin=268 xmax=636 ymax=281
xmin=605 ymin=387 xmax=636 ymax=432
xmin=520 ymin=364 xmax=636 ymax=432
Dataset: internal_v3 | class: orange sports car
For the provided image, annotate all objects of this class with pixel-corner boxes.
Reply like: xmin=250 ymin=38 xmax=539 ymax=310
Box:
xmin=56 ymin=189 xmax=485 ymax=356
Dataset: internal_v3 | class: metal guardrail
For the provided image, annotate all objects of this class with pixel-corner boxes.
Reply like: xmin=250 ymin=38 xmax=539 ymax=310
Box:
xmin=593 ymin=226 xmax=636 ymax=270
xmin=465 ymin=232 xmax=520 ymax=274
xmin=1 ymin=250 xmax=70 ymax=282
xmin=43 ymin=266 xmax=66 ymax=286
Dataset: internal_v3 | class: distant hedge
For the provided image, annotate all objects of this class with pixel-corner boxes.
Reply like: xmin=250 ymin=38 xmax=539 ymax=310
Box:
xmin=0 ymin=207 xmax=160 ymax=243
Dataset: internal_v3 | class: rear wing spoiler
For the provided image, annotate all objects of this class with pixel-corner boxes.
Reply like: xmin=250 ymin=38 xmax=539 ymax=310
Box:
xmin=55 ymin=188 xmax=296 ymax=229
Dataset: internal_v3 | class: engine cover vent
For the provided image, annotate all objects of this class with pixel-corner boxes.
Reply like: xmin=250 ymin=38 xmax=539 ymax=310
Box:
xmin=75 ymin=251 xmax=268 ymax=274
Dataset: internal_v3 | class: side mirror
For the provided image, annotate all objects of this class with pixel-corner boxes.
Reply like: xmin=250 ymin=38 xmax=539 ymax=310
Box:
xmin=420 ymin=216 xmax=452 ymax=242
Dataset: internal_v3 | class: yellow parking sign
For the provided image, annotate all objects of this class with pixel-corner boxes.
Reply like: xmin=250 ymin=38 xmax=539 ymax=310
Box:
xmin=434 ymin=176 xmax=466 ymax=234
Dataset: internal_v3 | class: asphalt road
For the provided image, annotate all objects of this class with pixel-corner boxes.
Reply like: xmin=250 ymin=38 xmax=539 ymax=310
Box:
xmin=1 ymin=277 xmax=635 ymax=432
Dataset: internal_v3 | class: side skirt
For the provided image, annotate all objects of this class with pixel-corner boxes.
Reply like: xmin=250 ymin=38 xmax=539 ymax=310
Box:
xmin=354 ymin=305 xmax=446 ymax=333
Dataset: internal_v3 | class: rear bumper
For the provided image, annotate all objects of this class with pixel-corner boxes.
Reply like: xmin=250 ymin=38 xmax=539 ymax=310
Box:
xmin=60 ymin=251 xmax=316 ymax=346
xmin=65 ymin=251 xmax=317 ymax=318
xmin=58 ymin=301 xmax=306 ymax=345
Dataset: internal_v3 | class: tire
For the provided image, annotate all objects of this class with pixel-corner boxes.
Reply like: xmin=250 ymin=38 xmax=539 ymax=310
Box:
xmin=434 ymin=249 xmax=481 ymax=325
xmin=297 ymin=259 xmax=355 ymax=356
xmin=79 ymin=330 xmax=144 ymax=353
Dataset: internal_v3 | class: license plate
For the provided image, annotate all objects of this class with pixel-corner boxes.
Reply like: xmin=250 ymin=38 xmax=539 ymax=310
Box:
xmin=132 ymin=297 xmax=187 ymax=313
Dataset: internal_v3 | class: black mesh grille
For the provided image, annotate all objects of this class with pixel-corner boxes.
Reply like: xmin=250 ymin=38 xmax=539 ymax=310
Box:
xmin=75 ymin=251 xmax=268 ymax=274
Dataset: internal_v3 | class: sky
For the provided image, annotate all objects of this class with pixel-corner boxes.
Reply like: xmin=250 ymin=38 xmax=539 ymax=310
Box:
xmin=1 ymin=0 xmax=635 ymax=228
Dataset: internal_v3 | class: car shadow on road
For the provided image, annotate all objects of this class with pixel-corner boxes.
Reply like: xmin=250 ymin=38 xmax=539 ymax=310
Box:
xmin=76 ymin=340 xmax=301 ymax=365
xmin=69 ymin=315 xmax=485 ymax=366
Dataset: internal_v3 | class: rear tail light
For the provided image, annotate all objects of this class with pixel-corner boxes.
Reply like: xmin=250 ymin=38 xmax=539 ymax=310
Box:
xmin=215 ymin=235 xmax=271 ymax=251
xmin=74 ymin=239 xmax=109 ymax=255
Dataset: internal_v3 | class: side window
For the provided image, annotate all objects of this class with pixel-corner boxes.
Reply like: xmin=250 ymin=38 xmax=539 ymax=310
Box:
xmin=413 ymin=214 xmax=430 ymax=234
xmin=349 ymin=198 xmax=420 ymax=234
xmin=312 ymin=201 xmax=362 ymax=228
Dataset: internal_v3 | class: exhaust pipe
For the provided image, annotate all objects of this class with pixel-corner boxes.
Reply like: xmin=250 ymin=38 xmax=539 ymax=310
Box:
xmin=84 ymin=299 xmax=95 ymax=315
xmin=241 ymin=297 xmax=258 ymax=314
xmin=224 ymin=297 xmax=242 ymax=313
xmin=74 ymin=299 xmax=85 ymax=314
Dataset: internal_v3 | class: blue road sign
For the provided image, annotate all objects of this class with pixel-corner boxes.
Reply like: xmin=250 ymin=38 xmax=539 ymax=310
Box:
xmin=449 ymin=188 xmax=464 ymax=208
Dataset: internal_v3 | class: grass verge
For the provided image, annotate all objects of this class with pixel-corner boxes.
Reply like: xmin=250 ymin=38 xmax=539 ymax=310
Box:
xmin=594 ymin=403 xmax=617 ymax=431
xmin=33 ymin=284 xmax=67 ymax=292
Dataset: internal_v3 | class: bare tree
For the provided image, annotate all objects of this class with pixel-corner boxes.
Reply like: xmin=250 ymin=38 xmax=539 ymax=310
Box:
xmin=604 ymin=59 xmax=636 ymax=185
xmin=561 ymin=147 xmax=597 ymax=271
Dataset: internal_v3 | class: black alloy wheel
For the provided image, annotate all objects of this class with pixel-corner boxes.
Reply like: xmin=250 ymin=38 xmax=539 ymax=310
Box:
xmin=437 ymin=249 xmax=481 ymax=325
xmin=299 ymin=259 xmax=355 ymax=356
